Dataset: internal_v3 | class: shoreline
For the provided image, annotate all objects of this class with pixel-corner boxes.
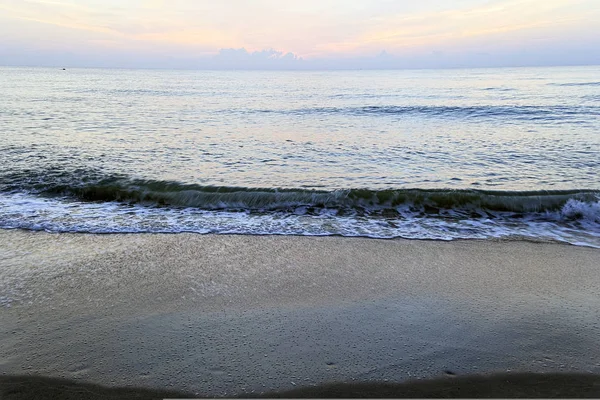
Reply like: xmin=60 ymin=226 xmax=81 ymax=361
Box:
xmin=1 ymin=230 xmax=599 ymax=396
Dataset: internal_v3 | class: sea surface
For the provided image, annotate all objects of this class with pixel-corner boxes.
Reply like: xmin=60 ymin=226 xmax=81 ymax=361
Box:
xmin=1 ymin=66 xmax=599 ymax=247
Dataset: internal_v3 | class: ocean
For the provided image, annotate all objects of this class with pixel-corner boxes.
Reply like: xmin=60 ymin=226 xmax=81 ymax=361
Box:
xmin=1 ymin=66 xmax=599 ymax=247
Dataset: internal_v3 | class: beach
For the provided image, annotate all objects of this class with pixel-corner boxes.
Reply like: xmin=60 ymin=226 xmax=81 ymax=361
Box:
xmin=1 ymin=230 xmax=599 ymax=397
xmin=2 ymin=14 xmax=600 ymax=400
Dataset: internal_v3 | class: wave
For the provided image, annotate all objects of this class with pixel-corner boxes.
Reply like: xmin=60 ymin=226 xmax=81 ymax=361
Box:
xmin=1 ymin=173 xmax=598 ymax=247
xmin=2 ymin=174 xmax=598 ymax=220
xmin=583 ymin=94 xmax=600 ymax=102
xmin=482 ymin=87 xmax=516 ymax=92
xmin=549 ymin=82 xmax=600 ymax=87
xmin=254 ymin=105 xmax=599 ymax=120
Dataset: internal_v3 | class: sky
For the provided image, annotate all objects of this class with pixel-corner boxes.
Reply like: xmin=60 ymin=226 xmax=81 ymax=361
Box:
xmin=1 ymin=0 xmax=599 ymax=69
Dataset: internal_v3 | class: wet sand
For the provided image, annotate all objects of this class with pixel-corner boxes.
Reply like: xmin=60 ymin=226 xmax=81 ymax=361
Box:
xmin=2 ymin=373 xmax=600 ymax=399
xmin=1 ymin=230 xmax=599 ymax=397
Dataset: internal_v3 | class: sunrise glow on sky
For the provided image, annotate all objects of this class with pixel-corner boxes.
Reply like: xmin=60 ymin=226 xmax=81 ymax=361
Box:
xmin=1 ymin=0 xmax=599 ymax=68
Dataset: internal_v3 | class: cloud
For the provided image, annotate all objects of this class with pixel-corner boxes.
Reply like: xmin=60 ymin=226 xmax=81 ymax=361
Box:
xmin=0 ymin=0 xmax=599 ymax=68
xmin=314 ymin=0 xmax=596 ymax=55
xmin=4 ymin=44 xmax=598 ymax=70
xmin=206 ymin=48 xmax=303 ymax=69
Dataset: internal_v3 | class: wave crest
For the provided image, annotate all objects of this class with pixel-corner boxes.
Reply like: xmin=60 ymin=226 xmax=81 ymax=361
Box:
xmin=253 ymin=105 xmax=600 ymax=120
xmin=4 ymin=175 xmax=598 ymax=218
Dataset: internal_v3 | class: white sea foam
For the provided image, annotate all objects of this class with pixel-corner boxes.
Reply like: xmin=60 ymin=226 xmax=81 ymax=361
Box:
xmin=560 ymin=198 xmax=600 ymax=223
xmin=1 ymin=193 xmax=598 ymax=248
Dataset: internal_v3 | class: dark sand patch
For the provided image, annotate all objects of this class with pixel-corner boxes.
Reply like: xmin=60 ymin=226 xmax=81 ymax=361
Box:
xmin=0 ymin=375 xmax=188 ymax=400
xmin=260 ymin=373 xmax=600 ymax=398
xmin=2 ymin=373 xmax=600 ymax=399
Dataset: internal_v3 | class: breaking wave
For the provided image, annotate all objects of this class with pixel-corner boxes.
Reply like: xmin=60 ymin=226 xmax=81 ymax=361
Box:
xmin=2 ymin=172 xmax=599 ymax=222
xmin=1 ymin=172 xmax=599 ymax=247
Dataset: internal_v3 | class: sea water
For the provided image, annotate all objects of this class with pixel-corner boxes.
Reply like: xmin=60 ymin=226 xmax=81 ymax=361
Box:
xmin=1 ymin=66 xmax=599 ymax=246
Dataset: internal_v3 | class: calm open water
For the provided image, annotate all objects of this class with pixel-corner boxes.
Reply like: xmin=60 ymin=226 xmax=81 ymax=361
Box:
xmin=1 ymin=66 xmax=599 ymax=246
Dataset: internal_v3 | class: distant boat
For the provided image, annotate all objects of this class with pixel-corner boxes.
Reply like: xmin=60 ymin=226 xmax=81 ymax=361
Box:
xmin=62 ymin=68 xmax=66 ymax=70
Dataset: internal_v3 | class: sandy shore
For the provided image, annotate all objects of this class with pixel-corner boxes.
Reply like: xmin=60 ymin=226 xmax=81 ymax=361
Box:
xmin=1 ymin=230 xmax=599 ymax=397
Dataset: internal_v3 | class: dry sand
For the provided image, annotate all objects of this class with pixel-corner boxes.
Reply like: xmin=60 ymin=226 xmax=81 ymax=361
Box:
xmin=1 ymin=230 xmax=599 ymax=397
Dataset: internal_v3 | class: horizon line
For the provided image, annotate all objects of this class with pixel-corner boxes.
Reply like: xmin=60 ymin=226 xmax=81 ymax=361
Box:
xmin=2 ymin=62 xmax=599 ymax=72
